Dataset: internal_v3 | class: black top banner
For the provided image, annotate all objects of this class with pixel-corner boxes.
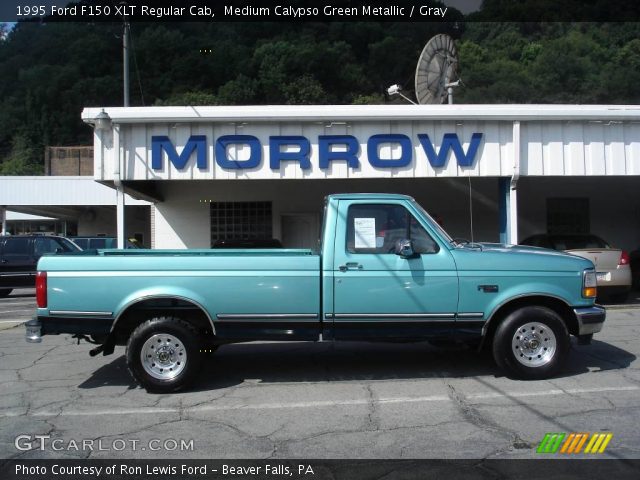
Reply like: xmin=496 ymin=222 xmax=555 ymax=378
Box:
xmin=2 ymin=0 xmax=640 ymax=23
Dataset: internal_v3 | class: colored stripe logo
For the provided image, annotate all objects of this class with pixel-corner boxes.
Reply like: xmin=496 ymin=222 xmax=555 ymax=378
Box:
xmin=537 ymin=432 xmax=613 ymax=454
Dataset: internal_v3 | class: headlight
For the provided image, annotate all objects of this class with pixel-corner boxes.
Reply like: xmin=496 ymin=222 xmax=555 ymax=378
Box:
xmin=583 ymin=270 xmax=597 ymax=298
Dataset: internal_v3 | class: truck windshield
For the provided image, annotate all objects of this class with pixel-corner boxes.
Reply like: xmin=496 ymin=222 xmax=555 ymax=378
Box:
xmin=411 ymin=200 xmax=454 ymax=245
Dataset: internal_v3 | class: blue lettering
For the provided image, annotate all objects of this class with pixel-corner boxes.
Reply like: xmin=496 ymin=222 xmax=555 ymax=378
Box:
xmin=318 ymin=135 xmax=360 ymax=169
xmin=151 ymin=135 xmax=207 ymax=170
xmin=215 ymin=135 xmax=261 ymax=169
xmin=367 ymin=134 xmax=412 ymax=168
xmin=149 ymin=132 xmax=483 ymax=171
xmin=269 ymin=136 xmax=311 ymax=170
xmin=418 ymin=132 xmax=483 ymax=168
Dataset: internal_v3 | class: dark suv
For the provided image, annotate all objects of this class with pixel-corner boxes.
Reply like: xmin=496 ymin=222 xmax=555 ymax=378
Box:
xmin=0 ymin=235 xmax=80 ymax=297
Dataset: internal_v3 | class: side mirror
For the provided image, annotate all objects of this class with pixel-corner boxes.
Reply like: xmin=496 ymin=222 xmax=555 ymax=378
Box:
xmin=394 ymin=239 xmax=417 ymax=258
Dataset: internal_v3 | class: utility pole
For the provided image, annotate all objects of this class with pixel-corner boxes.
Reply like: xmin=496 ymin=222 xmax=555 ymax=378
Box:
xmin=123 ymin=6 xmax=130 ymax=107
xmin=116 ymin=3 xmax=129 ymax=249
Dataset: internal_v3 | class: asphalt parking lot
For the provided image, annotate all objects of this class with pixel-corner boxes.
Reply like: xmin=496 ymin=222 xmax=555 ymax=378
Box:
xmin=1 ymin=289 xmax=639 ymax=460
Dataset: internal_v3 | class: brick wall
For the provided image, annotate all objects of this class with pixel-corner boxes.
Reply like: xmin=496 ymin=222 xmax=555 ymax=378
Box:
xmin=45 ymin=146 xmax=93 ymax=176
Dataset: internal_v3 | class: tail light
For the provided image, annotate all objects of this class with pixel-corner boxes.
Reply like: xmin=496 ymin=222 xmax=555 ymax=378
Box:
xmin=36 ymin=271 xmax=47 ymax=308
xmin=619 ymin=251 xmax=630 ymax=266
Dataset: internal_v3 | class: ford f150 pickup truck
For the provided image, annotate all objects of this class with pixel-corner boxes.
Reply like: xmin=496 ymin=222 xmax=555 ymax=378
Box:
xmin=25 ymin=194 xmax=605 ymax=392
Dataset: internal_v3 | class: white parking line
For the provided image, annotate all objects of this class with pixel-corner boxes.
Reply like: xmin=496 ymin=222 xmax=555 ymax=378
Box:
xmin=0 ymin=320 xmax=26 ymax=324
xmin=0 ymin=309 xmax=33 ymax=314
xmin=1 ymin=385 xmax=637 ymax=418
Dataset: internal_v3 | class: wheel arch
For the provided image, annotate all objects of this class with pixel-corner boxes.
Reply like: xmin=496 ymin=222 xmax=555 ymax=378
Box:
xmin=481 ymin=294 xmax=578 ymax=349
xmin=109 ymin=294 xmax=216 ymax=345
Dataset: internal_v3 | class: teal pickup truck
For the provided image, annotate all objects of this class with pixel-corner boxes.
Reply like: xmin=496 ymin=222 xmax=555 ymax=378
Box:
xmin=26 ymin=194 xmax=605 ymax=392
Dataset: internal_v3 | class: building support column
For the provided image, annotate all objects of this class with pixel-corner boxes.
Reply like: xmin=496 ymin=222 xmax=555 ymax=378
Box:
xmin=499 ymin=121 xmax=521 ymax=245
xmin=113 ymin=125 xmax=126 ymax=249
xmin=498 ymin=178 xmax=509 ymax=244
xmin=498 ymin=178 xmax=519 ymax=245
xmin=0 ymin=206 xmax=6 ymax=235
xmin=116 ymin=188 xmax=125 ymax=248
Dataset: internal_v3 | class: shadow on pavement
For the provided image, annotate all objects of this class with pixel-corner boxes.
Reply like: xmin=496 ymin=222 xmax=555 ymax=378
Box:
xmin=77 ymin=356 xmax=138 ymax=389
xmin=76 ymin=339 xmax=636 ymax=391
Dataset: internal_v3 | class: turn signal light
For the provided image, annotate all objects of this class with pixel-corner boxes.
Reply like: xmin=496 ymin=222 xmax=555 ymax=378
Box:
xmin=36 ymin=271 xmax=47 ymax=308
xmin=583 ymin=270 xmax=597 ymax=299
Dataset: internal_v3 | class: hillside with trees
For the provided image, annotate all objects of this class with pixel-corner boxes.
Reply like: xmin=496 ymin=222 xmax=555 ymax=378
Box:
xmin=0 ymin=14 xmax=638 ymax=173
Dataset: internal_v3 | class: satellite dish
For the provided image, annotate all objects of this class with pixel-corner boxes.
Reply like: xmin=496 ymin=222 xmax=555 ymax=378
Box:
xmin=415 ymin=34 xmax=459 ymax=105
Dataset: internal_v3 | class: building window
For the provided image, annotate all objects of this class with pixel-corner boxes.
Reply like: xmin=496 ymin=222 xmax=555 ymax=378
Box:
xmin=546 ymin=198 xmax=590 ymax=234
xmin=210 ymin=201 xmax=273 ymax=245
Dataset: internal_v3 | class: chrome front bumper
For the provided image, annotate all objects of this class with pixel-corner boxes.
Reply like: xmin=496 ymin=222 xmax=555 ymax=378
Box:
xmin=573 ymin=306 xmax=606 ymax=336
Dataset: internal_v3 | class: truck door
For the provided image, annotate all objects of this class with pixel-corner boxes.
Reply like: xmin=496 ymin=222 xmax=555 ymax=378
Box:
xmin=331 ymin=200 xmax=458 ymax=340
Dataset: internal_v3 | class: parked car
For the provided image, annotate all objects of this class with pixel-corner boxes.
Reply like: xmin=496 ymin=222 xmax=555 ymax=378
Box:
xmin=0 ymin=235 xmax=81 ymax=297
xmin=70 ymin=236 xmax=141 ymax=250
xmin=520 ymin=234 xmax=631 ymax=302
xmin=26 ymin=194 xmax=605 ymax=392
xmin=631 ymin=247 xmax=640 ymax=289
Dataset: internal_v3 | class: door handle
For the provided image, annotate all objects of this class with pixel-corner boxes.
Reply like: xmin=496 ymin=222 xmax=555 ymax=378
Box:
xmin=1 ymin=259 xmax=7 ymax=264
xmin=339 ymin=262 xmax=363 ymax=272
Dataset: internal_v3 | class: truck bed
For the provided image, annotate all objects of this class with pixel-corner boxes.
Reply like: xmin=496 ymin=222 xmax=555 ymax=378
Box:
xmin=36 ymin=249 xmax=321 ymax=337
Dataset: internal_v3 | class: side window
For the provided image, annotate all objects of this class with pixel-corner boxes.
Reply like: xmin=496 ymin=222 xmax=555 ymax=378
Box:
xmin=3 ymin=237 xmax=30 ymax=256
xmin=346 ymin=204 xmax=439 ymax=255
xmin=73 ymin=239 xmax=88 ymax=249
xmin=55 ymin=238 xmax=78 ymax=252
xmin=34 ymin=237 xmax=60 ymax=255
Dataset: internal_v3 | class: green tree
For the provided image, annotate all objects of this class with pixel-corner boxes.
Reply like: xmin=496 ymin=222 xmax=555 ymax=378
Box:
xmin=0 ymin=133 xmax=43 ymax=175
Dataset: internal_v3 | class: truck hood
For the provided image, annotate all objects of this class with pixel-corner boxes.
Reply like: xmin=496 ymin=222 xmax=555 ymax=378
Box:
xmin=451 ymin=242 xmax=595 ymax=272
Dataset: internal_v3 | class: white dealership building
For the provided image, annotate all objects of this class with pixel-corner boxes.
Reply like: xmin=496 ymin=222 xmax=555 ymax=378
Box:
xmin=74 ymin=104 xmax=640 ymax=252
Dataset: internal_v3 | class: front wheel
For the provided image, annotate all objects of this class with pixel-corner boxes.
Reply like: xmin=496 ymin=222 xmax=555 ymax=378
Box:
xmin=492 ymin=306 xmax=570 ymax=380
xmin=126 ymin=317 xmax=202 ymax=393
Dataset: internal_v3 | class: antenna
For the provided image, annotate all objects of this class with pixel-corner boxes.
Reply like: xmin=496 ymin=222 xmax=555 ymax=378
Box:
xmin=468 ymin=174 xmax=474 ymax=244
xmin=415 ymin=34 xmax=459 ymax=105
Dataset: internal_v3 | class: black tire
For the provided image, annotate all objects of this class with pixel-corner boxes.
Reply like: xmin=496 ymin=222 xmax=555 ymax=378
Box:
xmin=0 ymin=289 xmax=13 ymax=298
xmin=126 ymin=316 xmax=202 ymax=393
xmin=492 ymin=306 xmax=570 ymax=380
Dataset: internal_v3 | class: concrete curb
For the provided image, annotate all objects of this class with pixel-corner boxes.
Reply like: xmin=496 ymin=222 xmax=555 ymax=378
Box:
xmin=0 ymin=322 xmax=24 ymax=332
xmin=604 ymin=304 xmax=640 ymax=310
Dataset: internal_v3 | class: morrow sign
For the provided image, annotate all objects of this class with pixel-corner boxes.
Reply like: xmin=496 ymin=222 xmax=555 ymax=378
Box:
xmin=151 ymin=133 xmax=483 ymax=171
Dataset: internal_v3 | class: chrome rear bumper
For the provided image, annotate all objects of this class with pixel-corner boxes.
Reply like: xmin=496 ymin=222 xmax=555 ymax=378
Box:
xmin=573 ymin=306 xmax=606 ymax=335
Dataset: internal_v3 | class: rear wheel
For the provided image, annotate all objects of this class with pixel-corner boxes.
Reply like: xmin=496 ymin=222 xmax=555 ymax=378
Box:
xmin=126 ymin=316 xmax=202 ymax=393
xmin=492 ymin=306 xmax=570 ymax=380
xmin=0 ymin=289 xmax=12 ymax=298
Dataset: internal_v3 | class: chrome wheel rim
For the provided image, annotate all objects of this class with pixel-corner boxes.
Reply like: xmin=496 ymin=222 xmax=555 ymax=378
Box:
xmin=511 ymin=322 xmax=556 ymax=367
xmin=141 ymin=333 xmax=187 ymax=380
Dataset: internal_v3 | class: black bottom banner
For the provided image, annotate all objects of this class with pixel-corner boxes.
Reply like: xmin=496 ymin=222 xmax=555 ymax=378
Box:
xmin=2 ymin=459 xmax=640 ymax=480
